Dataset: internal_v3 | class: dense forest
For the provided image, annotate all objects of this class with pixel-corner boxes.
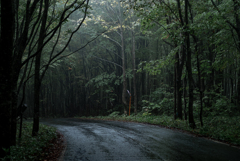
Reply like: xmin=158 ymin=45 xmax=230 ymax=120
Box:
xmin=1 ymin=0 xmax=240 ymax=159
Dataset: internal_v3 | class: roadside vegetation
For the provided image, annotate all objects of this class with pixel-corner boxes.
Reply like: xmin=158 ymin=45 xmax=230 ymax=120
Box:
xmin=80 ymin=111 xmax=240 ymax=146
xmin=2 ymin=122 xmax=60 ymax=161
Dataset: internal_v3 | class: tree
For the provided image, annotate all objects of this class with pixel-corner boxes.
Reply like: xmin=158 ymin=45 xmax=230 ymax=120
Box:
xmin=0 ymin=0 xmax=90 ymax=157
xmin=0 ymin=0 xmax=15 ymax=158
xmin=184 ymin=0 xmax=195 ymax=128
xmin=32 ymin=0 xmax=49 ymax=136
xmin=33 ymin=0 xmax=90 ymax=135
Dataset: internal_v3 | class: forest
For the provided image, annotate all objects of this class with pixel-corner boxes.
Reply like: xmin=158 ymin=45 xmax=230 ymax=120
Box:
xmin=1 ymin=0 xmax=240 ymax=159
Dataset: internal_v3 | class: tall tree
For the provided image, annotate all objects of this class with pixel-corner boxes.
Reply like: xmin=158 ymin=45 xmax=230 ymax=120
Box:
xmin=185 ymin=0 xmax=195 ymax=128
xmin=31 ymin=0 xmax=90 ymax=135
xmin=0 ymin=0 xmax=15 ymax=158
xmin=129 ymin=0 xmax=138 ymax=113
xmin=32 ymin=0 xmax=49 ymax=136
xmin=0 ymin=0 xmax=90 ymax=156
xmin=132 ymin=25 xmax=137 ymax=113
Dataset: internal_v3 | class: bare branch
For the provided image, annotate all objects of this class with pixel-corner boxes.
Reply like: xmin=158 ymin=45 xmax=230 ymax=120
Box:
xmin=21 ymin=0 xmax=88 ymax=66
xmin=41 ymin=29 xmax=108 ymax=72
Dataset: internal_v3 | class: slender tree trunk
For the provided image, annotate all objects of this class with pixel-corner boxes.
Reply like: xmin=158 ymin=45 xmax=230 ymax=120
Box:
xmin=176 ymin=45 xmax=185 ymax=120
xmin=32 ymin=0 xmax=49 ymax=136
xmin=141 ymin=65 xmax=145 ymax=97
xmin=174 ymin=54 xmax=177 ymax=120
xmin=195 ymin=39 xmax=203 ymax=127
xmin=232 ymin=0 xmax=240 ymax=105
xmin=185 ymin=0 xmax=195 ymax=128
xmin=120 ymin=22 xmax=127 ymax=115
xmin=183 ymin=77 xmax=188 ymax=120
xmin=132 ymin=29 xmax=137 ymax=113
xmin=10 ymin=82 xmax=18 ymax=146
xmin=175 ymin=0 xmax=185 ymax=120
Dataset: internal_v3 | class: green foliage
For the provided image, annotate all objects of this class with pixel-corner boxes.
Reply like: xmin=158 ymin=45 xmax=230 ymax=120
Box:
xmin=85 ymin=72 xmax=118 ymax=102
xmin=142 ymin=98 xmax=173 ymax=116
xmin=151 ymin=86 xmax=173 ymax=102
xmin=200 ymin=116 xmax=240 ymax=145
xmin=86 ymin=72 xmax=119 ymax=88
xmin=138 ymin=53 xmax=175 ymax=75
xmin=202 ymin=87 xmax=237 ymax=117
xmin=142 ymin=111 xmax=152 ymax=116
xmin=141 ymin=85 xmax=174 ymax=116
xmin=2 ymin=122 xmax=57 ymax=161
xmin=109 ymin=111 xmax=120 ymax=117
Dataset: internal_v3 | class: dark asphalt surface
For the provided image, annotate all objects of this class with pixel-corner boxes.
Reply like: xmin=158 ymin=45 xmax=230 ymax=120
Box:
xmin=41 ymin=118 xmax=240 ymax=161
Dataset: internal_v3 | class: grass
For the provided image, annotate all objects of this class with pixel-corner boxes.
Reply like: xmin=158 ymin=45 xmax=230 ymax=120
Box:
xmin=79 ymin=112 xmax=240 ymax=146
xmin=3 ymin=122 xmax=57 ymax=161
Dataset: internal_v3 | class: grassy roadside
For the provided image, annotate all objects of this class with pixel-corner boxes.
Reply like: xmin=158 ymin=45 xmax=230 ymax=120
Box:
xmin=79 ymin=112 xmax=240 ymax=146
xmin=2 ymin=122 xmax=62 ymax=161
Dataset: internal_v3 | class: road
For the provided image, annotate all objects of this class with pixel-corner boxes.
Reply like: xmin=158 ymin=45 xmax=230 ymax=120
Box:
xmin=41 ymin=118 xmax=240 ymax=161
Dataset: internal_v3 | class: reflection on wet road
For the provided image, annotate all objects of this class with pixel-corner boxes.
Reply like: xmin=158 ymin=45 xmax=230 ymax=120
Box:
xmin=41 ymin=118 xmax=240 ymax=161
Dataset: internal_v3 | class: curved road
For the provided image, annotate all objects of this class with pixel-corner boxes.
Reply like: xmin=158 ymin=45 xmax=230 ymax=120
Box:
xmin=41 ymin=118 xmax=240 ymax=161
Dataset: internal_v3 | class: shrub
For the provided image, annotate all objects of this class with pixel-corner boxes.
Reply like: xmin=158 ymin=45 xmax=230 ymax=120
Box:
xmin=3 ymin=122 xmax=57 ymax=161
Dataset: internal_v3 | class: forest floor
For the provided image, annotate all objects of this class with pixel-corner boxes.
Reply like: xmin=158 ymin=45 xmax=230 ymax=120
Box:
xmin=3 ymin=122 xmax=65 ymax=161
xmin=39 ymin=131 xmax=65 ymax=161
xmin=78 ymin=113 xmax=240 ymax=147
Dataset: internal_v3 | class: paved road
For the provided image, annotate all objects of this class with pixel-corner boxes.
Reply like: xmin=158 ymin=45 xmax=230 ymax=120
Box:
xmin=41 ymin=118 xmax=240 ymax=161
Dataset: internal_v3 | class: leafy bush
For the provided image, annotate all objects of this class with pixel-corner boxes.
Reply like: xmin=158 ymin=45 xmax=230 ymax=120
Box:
xmin=203 ymin=91 xmax=236 ymax=116
xmin=109 ymin=111 xmax=120 ymax=117
xmin=3 ymin=122 xmax=57 ymax=161
xmin=200 ymin=116 xmax=240 ymax=145
xmin=141 ymin=97 xmax=173 ymax=116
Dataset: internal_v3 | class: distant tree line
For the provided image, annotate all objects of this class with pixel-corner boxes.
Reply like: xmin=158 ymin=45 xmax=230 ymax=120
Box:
xmin=23 ymin=0 xmax=240 ymax=124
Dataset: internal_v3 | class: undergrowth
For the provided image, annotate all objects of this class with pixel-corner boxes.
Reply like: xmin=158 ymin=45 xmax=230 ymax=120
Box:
xmin=80 ymin=113 xmax=240 ymax=146
xmin=2 ymin=122 xmax=57 ymax=161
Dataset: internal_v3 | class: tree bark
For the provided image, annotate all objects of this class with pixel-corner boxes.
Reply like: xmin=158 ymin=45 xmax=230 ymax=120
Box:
xmin=132 ymin=29 xmax=137 ymax=114
xmin=176 ymin=46 xmax=185 ymax=120
xmin=195 ymin=39 xmax=203 ymax=127
xmin=174 ymin=54 xmax=177 ymax=120
xmin=121 ymin=25 xmax=128 ymax=114
xmin=183 ymin=77 xmax=188 ymax=120
xmin=118 ymin=3 xmax=128 ymax=115
xmin=0 ymin=0 xmax=15 ymax=158
xmin=175 ymin=0 xmax=186 ymax=120
xmin=185 ymin=0 xmax=195 ymax=128
xmin=32 ymin=0 xmax=49 ymax=136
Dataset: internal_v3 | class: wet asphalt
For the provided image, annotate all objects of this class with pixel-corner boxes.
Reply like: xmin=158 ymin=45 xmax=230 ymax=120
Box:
xmin=40 ymin=118 xmax=240 ymax=161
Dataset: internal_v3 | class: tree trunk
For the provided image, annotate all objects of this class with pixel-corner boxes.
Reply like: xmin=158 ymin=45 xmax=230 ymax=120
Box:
xmin=0 ymin=0 xmax=15 ymax=158
xmin=32 ymin=0 xmax=49 ymax=136
xmin=185 ymin=0 xmax=195 ymax=128
xmin=120 ymin=21 xmax=127 ymax=115
xmin=195 ymin=39 xmax=204 ymax=127
xmin=183 ymin=77 xmax=188 ymax=120
xmin=176 ymin=45 xmax=185 ymax=120
xmin=175 ymin=0 xmax=185 ymax=120
xmin=174 ymin=55 xmax=177 ymax=120
xmin=132 ymin=29 xmax=137 ymax=113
